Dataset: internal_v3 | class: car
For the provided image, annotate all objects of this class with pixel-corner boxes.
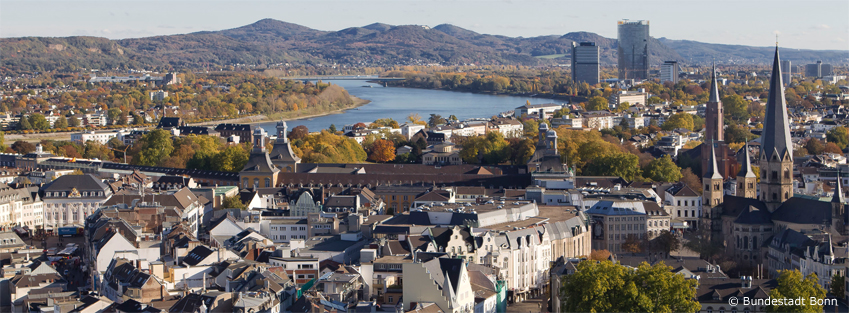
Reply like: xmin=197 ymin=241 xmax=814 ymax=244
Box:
xmin=64 ymin=270 xmax=69 ymax=276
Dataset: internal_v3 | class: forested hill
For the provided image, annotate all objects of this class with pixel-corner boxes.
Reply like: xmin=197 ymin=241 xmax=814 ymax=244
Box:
xmin=1 ymin=18 xmax=845 ymax=74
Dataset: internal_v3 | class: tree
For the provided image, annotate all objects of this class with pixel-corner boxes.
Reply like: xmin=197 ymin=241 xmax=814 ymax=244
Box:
xmin=134 ymin=129 xmax=174 ymax=166
xmin=643 ymin=155 xmax=683 ymax=182
xmin=725 ymin=123 xmax=756 ymax=144
xmin=560 ymin=260 xmax=700 ymax=313
xmin=586 ymin=96 xmax=609 ymax=111
xmin=288 ymin=125 xmax=309 ymax=140
xmin=661 ymin=113 xmax=694 ymax=131
xmin=804 ymin=138 xmax=825 ymax=155
xmin=616 ymin=101 xmax=630 ymax=113
xmin=585 ymin=152 xmax=640 ymax=181
xmin=831 ymin=274 xmax=845 ymax=300
xmin=654 ymin=230 xmax=680 ymax=255
xmin=766 ymin=270 xmax=826 ymax=313
xmin=621 ymin=234 xmax=643 ymax=254
xmin=826 ymin=127 xmax=848 ymax=150
xmin=53 ymin=116 xmax=68 ymax=129
xmin=368 ymin=139 xmax=396 ymax=163
xmin=448 ymin=115 xmax=458 ymax=121
xmin=428 ymin=114 xmax=446 ymax=127
xmin=407 ymin=113 xmax=426 ymax=126
xmin=11 ymin=141 xmax=36 ymax=154
xmin=723 ymin=94 xmax=750 ymax=122
xmin=107 ymin=108 xmax=123 ymax=125
xmin=824 ymin=142 xmax=843 ymax=154
xmin=589 ymin=249 xmax=611 ymax=261
xmin=15 ymin=116 xmax=30 ymax=131
xmin=222 ymin=195 xmax=246 ymax=209
xmin=680 ymin=168 xmax=703 ymax=195
xmin=68 ymin=116 xmax=80 ymax=127
xmin=28 ymin=114 xmax=49 ymax=130
xmin=328 ymin=124 xmax=337 ymax=133
xmin=0 ymin=131 xmax=5 ymax=151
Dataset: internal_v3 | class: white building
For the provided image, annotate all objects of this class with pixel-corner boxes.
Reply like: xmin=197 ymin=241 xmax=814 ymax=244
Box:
xmin=70 ymin=130 xmax=127 ymax=145
xmin=662 ymin=183 xmax=703 ymax=229
xmin=42 ymin=175 xmax=112 ymax=227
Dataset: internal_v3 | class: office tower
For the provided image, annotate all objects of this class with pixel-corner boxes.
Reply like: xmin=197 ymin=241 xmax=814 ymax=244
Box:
xmin=821 ymin=64 xmax=833 ymax=76
xmin=617 ymin=20 xmax=650 ymax=80
xmin=660 ymin=61 xmax=679 ymax=84
xmin=571 ymin=42 xmax=599 ymax=85
xmin=806 ymin=61 xmax=822 ymax=78
xmin=780 ymin=60 xmax=791 ymax=86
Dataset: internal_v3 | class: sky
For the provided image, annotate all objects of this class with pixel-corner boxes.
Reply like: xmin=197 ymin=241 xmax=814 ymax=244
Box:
xmin=1 ymin=0 xmax=848 ymax=51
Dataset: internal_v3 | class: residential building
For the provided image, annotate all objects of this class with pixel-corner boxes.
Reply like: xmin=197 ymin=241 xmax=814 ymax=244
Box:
xmin=402 ymin=258 xmax=475 ymax=313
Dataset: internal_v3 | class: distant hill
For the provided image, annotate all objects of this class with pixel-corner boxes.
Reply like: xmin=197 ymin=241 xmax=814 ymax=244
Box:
xmin=1 ymin=19 xmax=845 ymax=74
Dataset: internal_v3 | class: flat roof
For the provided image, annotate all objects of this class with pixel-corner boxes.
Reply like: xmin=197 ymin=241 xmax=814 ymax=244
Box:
xmin=536 ymin=206 xmax=582 ymax=223
xmin=484 ymin=217 xmax=547 ymax=232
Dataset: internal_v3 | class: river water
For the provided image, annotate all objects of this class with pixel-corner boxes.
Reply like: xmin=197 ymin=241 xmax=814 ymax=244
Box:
xmin=257 ymin=79 xmax=560 ymax=132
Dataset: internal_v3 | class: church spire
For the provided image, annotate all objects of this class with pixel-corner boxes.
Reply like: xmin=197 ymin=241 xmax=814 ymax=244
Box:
xmin=761 ymin=45 xmax=793 ymax=161
xmin=709 ymin=61 xmax=721 ymax=103
xmin=738 ymin=142 xmax=756 ymax=178
xmin=834 ymin=171 xmax=845 ymax=204
xmin=705 ymin=141 xmax=723 ymax=180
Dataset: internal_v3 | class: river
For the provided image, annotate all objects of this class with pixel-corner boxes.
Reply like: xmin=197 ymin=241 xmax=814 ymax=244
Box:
xmin=257 ymin=79 xmax=560 ymax=133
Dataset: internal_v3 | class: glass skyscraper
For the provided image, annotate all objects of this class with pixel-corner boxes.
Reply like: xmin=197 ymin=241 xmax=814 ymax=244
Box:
xmin=617 ymin=20 xmax=650 ymax=80
xmin=571 ymin=42 xmax=599 ymax=85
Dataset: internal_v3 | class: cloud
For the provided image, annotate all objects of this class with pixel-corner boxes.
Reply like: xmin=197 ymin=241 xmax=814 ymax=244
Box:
xmin=814 ymin=24 xmax=830 ymax=29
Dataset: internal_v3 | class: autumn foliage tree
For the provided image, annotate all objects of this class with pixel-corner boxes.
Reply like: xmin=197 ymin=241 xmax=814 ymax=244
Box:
xmin=368 ymin=139 xmax=396 ymax=163
xmin=766 ymin=270 xmax=826 ymax=313
xmin=560 ymin=260 xmax=700 ymax=313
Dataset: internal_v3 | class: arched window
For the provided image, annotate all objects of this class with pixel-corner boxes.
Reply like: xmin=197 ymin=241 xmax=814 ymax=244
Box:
xmin=743 ymin=236 xmax=749 ymax=250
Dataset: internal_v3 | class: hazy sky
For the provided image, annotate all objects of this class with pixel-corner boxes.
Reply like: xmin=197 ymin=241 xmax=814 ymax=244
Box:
xmin=2 ymin=0 xmax=848 ymax=51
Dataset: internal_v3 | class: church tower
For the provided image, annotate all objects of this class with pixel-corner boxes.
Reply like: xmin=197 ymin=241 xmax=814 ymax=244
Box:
xmin=832 ymin=174 xmax=847 ymax=234
xmin=701 ymin=64 xmax=731 ymax=178
xmin=269 ymin=121 xmax=301 ymax=173
xmin=759 ymin=46 xmax=794 ymax=212
xmin=705 ymin=63 xmax=724 ymax=143
xmin=736 ymin=143 xmax=757 ymax=199
xmin=703 ymin=142 xmax=724 ymax=208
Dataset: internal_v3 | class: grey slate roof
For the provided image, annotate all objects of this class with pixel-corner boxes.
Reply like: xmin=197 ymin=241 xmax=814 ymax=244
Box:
xmin=760 ymin=46 xmax=793 ymax=160
xmin=770 ymin=197 xmax=833 ymax=225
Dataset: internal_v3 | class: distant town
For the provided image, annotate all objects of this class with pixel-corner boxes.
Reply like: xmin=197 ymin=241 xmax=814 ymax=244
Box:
xmin=0 ymin=18 xmax=847 ymax=313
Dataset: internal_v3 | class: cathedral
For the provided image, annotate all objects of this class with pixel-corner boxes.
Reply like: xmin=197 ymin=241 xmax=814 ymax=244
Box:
xmin=701 ymin=46 xmax=848 ymax=267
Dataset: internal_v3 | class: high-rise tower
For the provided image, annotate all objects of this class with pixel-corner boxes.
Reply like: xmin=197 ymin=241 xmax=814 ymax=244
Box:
xmin=571 ymin=42 xmax=600 ymax=85
xmin=759 ymin=46 xmax=794 ymax=212
xmin=617 ymin=20 xmax=650 ymax=80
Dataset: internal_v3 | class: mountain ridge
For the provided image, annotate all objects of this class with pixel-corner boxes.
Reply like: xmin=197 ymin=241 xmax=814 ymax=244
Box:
xmin=1 ymin=19 xmax=845 ymax=74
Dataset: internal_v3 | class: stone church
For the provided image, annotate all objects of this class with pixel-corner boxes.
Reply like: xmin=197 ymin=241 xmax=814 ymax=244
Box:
xmin=701 ymin=46 xmax=848 ymax=267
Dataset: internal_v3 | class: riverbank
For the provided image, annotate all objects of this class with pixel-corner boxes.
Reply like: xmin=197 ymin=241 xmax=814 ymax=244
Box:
xmin=381 ymin=82 xmax=587 ymax=104
xmin=7 ymin=96 xmax=369 ymax=143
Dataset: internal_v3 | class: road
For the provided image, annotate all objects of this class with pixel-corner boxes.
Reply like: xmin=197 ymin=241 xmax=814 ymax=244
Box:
xmin=28 ymin=234 xmax=91 ymax=293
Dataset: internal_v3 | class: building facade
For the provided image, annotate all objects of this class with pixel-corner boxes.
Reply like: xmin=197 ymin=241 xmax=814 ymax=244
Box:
xmin=571 ymin=42 xmax=599 ymax=85
xmin=617 ymin=20 xmax=650 ymax=80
